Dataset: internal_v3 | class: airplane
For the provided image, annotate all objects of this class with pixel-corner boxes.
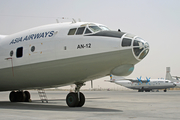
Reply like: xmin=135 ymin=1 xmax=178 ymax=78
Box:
xmin=0 ymin=19 xmax=149 ymax=107
xmin=109 ymin=77 xmax=176 ymax=92
xmin=107 ymin=68 xmax=178 ymax=92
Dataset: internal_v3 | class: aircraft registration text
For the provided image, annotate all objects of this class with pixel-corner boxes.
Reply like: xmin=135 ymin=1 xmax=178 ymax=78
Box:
xmin=77 ymin=43 xmax=91 ymax=49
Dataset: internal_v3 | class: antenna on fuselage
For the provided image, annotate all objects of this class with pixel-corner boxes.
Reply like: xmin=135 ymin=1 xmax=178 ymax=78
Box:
xmin=56 ymin=19 xmax=59 ymax=23
xmin=78 ymin=18 xmax=81 ymax=22
xmin=72 ymin=18 xmax=76 ymax=23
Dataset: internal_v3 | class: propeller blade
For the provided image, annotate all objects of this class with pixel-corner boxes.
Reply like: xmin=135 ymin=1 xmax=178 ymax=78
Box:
xmin=146 ymin=77 xmax=151 ymax=84
xmin=137 ymin=76 xmax=142 ymax=84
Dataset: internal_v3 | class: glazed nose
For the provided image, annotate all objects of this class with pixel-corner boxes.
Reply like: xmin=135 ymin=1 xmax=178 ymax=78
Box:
xmin=133 ymin=37 xmax=149 ymax=60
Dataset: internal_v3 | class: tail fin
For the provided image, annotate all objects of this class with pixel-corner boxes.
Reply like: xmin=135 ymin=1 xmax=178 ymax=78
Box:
xmin=166 ymin=67 xmax=173 ymax=80
xmin=165 ymin=67 xmax=179 ymax=82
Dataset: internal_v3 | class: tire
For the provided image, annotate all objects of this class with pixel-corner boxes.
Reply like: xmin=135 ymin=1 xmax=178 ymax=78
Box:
xmin=66 ymin=92 xmax=78 ymax=107
xmin=24 ymin=91 xmax=31 ymax=102
xmin=164 ymin=89 xmax=167 ymax=92
xmin=16 ymin=91 xmax=25 ymax=102
xmin=139 ymin=90 xmax=144 ymax=92
xmin=9 ymin=91 xmax=17 ymax=102
xmin=77 ymin=92 xmax=85 ymax=107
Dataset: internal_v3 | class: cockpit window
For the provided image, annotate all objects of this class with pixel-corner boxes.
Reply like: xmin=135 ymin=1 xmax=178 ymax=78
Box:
xmin=85 ymin=28 xmax=92 ymax=34
xmin=99 ymin=26 xmax=110 ymax=31
xmin=133 ymin=38 xmax=145 ymax=56
xmin=133 ymin=38 xmax=144 ymax=46
xmin=132 ymin=37 xmax=149 ymax=60
xmin=68 ymin=28 xmax=77 ymax=35
xmin=139 ymin=49 xmax=149 ymax=59
xmin=76 ymin=27 xmax=85 ymax=35
xmin=68 ymin=24 xmax=109 ymax=35
xmin=134 ymin=48 xmax=144 ymax=56
xmin=122 ymin=38 xmax=132 ymax=47
xmin=89 ymin=26 xmax=102 ymax=32
xmin=133 ymin=40 xmax=144 ymax=46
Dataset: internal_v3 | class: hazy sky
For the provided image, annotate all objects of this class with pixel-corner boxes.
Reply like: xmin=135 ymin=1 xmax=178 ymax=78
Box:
xmin=0 ymin=0 xmax=180 ymax=89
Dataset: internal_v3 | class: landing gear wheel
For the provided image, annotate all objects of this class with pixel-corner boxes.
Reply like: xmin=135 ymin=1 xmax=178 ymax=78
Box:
xmin=9 ymin=91 xmax=16 ymax=102
xmin=24 ymin=91 xmax=31 ymax=102
xmin=9 ymin=91 xmax=31 ymax=102
xmin=77 ymin=92 xmax=85 ymax=107
xmin=66 ymin=92 xmax=78 ymax=107
xmin=138 ymin=89 xmax=144 ymax=92
xmin=16 ymin=91 xmax=25 ymax=102
xmin=164 ymin=89 xmax=167 ymax=92
xmin=66 ymin=83 xmax=86 ymax=107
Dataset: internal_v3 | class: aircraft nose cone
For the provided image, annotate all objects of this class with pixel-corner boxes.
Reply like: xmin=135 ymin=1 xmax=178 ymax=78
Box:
xmin=133 ymin=37 xmax=149 ymax=60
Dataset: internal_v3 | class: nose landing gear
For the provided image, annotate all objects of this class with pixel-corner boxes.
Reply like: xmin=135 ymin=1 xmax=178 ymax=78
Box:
xmin=66 ymin=83 xmax=85 ymax=107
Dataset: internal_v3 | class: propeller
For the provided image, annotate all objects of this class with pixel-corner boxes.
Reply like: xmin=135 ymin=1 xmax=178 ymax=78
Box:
xmin=137 ymin=76 xmax=142 ymax=85
xmin=146 ymin=77 xmax=151 ymax=85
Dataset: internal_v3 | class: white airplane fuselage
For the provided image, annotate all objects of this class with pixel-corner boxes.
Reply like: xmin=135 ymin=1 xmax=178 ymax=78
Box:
xmin=114 ymin=79 xmax=175 ymax=90
xmin=0 ymin=22 xmax=149 ymax=91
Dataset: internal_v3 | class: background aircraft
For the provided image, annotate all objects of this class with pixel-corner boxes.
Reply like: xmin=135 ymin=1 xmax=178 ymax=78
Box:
xmin=0 ymin=20 xmax=149 ymax=107
xmin=108 ymin=76 xmax=175 ymax=92
xmin=107 ymin=67 xmax=179 ymax=92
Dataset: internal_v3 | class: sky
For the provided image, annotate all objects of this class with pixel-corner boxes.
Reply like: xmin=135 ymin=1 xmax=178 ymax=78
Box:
xmin=0 ymin=0 xmax=180 ymax=89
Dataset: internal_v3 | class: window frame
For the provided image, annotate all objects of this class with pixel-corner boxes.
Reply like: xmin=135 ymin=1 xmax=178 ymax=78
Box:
xmin=76 ymin=27 xmax=86 ymax=35
xmin=84 ymin=28 xmax=92 ymax=34
xmin=122 ymin=38 xmax=132 ymax=47
xmin=68 ymin=28 xmax=77 ymax=35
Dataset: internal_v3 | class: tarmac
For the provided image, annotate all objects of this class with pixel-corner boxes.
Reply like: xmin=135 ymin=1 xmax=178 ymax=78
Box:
xmin=0 ymin=90 xmax=180 ymax=120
